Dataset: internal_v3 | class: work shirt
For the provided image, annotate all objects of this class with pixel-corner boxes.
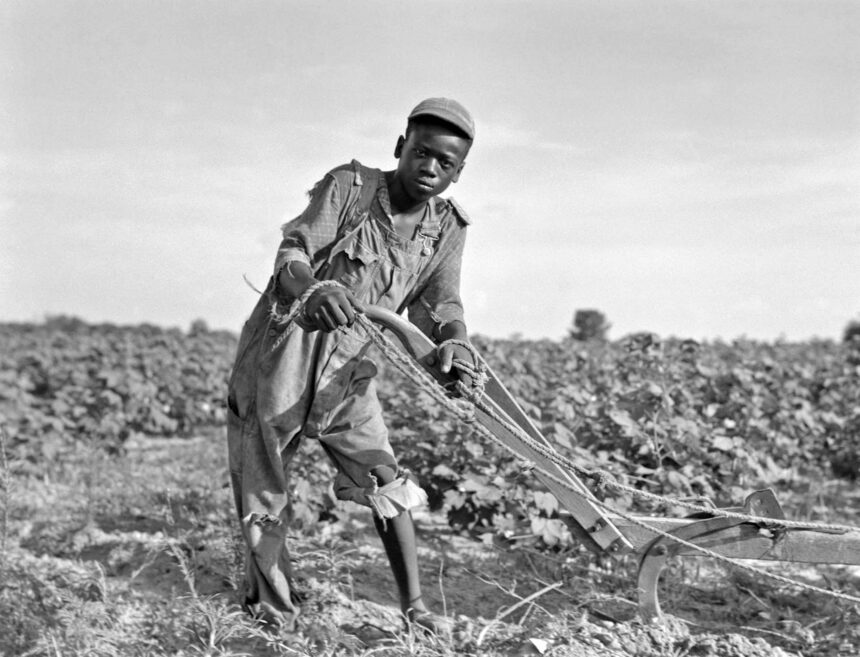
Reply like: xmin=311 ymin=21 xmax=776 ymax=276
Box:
xmin=273 ymin=160 xmax=469 ymax=337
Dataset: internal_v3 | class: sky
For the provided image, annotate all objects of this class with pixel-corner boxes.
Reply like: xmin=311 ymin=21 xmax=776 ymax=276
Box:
xmin=1 ymin=0 xmax=858 ymax=341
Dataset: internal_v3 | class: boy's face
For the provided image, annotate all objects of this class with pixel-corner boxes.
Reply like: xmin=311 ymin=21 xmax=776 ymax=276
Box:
xmin=394 ymin=123 xmax=470 ymax=203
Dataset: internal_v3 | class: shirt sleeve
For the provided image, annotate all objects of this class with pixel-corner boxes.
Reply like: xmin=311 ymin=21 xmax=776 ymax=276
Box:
xmin=272 ymin=173 xmax=344 ymax=276
xmin=407 ymin=224 xmax=467 ymax=338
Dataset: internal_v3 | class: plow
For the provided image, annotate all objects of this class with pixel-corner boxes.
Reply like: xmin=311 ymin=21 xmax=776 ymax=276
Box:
xmin=358 ymin=305 xmax=860 ymax=622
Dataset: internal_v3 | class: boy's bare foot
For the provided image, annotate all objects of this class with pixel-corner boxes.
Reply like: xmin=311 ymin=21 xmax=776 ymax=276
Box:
xmin=404 ymin=608 xmax=453 ymax=636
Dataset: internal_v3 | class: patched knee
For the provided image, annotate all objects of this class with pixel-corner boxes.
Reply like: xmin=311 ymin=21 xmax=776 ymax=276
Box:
xmin=334 ymin=468 xmax=427 ymax=520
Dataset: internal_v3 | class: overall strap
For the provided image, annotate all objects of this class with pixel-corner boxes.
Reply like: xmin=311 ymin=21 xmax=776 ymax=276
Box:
xmin=341 ymin=159 xmax=381 ymax=234
xmin=419 ymin=199 xmax=445 ymax=243
xmin=322 ymin=161 xmax=381 ymax=269
xmin=416 ymin=197 xmax=469 ymax=255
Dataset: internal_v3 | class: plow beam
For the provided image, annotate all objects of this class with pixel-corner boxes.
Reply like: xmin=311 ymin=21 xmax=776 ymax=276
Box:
xmin=609 ymin=517 xmax=860 ymax=564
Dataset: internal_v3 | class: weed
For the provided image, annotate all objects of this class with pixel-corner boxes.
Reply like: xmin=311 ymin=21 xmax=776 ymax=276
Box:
xmin=0 ymin=425 xmax=10 ymax=577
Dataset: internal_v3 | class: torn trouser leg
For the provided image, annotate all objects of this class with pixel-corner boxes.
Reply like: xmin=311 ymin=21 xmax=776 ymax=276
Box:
xmin=228 ymin=400 xmax=304 ymax=630
xmin=226 ymin=320 xmax=322 ymax=631
xmin=241 ymin=511 xmax=301 ymax=629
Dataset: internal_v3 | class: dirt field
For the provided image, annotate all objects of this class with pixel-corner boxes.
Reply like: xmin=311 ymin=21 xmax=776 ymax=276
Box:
xmin=3 ymin=432 xmax=858 ymax=656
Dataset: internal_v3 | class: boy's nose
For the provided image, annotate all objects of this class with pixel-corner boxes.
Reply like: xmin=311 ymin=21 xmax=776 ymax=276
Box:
xmin=419 ymin=159 xmax=439 ymax=177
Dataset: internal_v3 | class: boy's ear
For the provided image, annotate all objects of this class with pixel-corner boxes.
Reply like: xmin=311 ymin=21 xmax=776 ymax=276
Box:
xmin=394 ymin=135 xmax=406 ymax=158
xmin=451 ymin=160 xmax=466 ymax=183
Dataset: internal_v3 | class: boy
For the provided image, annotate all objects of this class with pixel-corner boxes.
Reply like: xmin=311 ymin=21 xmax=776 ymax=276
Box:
xmin=227 ymin=98 xmax=477 ymax=633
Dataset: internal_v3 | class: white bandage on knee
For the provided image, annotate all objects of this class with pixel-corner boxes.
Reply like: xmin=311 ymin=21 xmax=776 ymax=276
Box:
xmin=366 ymin=474 xmax=428 ymax=519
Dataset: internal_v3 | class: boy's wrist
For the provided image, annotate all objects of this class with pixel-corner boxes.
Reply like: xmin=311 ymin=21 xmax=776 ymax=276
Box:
xmin=435 ymin=320 xmax=468 ymax=344
xmin=277 ymin=261 xmax=317 ymax=299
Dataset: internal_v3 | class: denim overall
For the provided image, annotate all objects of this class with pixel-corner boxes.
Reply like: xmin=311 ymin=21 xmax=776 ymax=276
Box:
xmin=226 ymin=166 xmax=443 ymax=628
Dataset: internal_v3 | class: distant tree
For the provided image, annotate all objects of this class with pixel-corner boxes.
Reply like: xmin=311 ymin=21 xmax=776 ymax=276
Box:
xmin=569 ymin=309 xmax=611 ymax=342
xmin=189 ymin=318 xmax=210 ymax=337
xmin=44 ymin=314 xmax=88 ymax=332
xmin=843 ymin=319 xmax=860 ymax=344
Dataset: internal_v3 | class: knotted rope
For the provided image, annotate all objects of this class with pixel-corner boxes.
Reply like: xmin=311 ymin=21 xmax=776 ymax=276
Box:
xmin=268 ymin=280 xmax=344 ymax=352
xmin=437 ymin=337 xmax=489 ymax=395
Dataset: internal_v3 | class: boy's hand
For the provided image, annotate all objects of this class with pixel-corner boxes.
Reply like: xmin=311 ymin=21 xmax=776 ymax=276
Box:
xmin=303 ymin=286 xmax=366 ymax=332
xmin=277 ymin=261 xmax=364 ymax=332
xmin=437 ymin=341 xmax=475 ymax=387
xmin=430 ymin=321 xmax=474 ymax=387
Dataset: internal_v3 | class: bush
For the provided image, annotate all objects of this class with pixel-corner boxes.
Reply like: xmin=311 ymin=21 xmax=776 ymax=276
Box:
xmin=843 ymin=319 xmax=860 ymax=344
xmin=569 ymin=309 xmax=611 ymax=341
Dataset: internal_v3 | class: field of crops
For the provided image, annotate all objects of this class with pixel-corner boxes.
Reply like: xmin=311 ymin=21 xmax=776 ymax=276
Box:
xmin=2 ymin=316 xmax=859 ymax=656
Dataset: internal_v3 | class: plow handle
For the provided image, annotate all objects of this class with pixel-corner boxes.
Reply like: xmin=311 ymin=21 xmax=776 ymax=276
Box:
xmin=361 ymin=306 xmax=455 ymax=385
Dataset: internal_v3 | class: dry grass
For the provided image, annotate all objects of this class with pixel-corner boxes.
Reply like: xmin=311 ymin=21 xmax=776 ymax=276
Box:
xmin=1 ymin=433 xmax=856 ymax=656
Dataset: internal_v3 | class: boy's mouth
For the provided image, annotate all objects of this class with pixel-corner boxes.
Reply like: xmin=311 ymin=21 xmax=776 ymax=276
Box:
xmin=415 ymin=179 xmax=435 ymax=192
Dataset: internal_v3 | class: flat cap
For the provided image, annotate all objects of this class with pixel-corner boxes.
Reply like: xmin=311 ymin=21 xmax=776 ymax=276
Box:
xmin=408 ymin=97 xmax=475 ymax=140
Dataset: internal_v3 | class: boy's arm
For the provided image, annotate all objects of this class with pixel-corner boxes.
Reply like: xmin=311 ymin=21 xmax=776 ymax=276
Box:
xmin=435 ymin=319 xmax=468 ymax=342
xmin=273 ymin=167 xmax=365 ymax=332
xmin=407 ymin=218 xmax=475 ymax=382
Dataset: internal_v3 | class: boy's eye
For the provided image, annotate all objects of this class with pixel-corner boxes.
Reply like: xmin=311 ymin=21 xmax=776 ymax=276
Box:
xmin=414 ymin=148 xmax=427 ymax=158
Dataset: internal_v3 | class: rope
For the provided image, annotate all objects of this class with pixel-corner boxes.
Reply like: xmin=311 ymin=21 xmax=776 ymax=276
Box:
xmin=349 ymin=314 xmax=860 ymax=607
xmin=270 ymin=279 xmax=343 ymax=326
xmin=437 ymin=337 xmax=489 ymax=394
xmin=267 ymin=280 xmax=344 ymax=353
